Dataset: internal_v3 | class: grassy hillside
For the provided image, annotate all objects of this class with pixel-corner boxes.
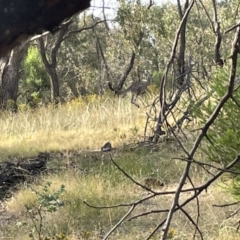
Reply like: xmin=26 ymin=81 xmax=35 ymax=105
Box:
xmin=0 ymin=94 xmax=239 ymax=240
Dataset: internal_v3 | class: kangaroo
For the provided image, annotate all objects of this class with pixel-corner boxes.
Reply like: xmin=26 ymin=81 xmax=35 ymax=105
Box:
xmin=108 ymin=75 xmax=151 ymax=108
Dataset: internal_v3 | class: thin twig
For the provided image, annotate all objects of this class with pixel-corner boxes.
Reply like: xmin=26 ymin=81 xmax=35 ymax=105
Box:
xmin=213 ymin=200 xmax=240 ymax=208
xmin=178 ymin=204 xmax=203 ymax=240
xmin=187 ymin=175 xmax=202 ymax=239
xmin=225 ymin=22 xmax=240 ymax=34
xmin=103 ymin=205 xmax=136 ymax=240
xmin=174 ymin=157 xmax=240 ymax=175
xmin=231 ymin=96 xmax=240 ymax=108
xmin=145 ymin=219 xmax=166 ymax=240
xmin=227 ymin=207 xmax=240 ymax=219
xmin=128 ymin=209 xmax=169 ymax=221
xmin=83 ymin=192 xmax=155 ymax=209
xmin=110 ymin=157 xmax=157 ymax=194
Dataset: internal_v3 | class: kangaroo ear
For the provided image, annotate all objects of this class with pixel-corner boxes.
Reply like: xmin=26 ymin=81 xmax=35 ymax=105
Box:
xmin=147 ymin=73 xmax=153 ymax=83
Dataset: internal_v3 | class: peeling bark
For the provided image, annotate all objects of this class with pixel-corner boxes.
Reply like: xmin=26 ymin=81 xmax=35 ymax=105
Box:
xmin=0 ymin=43 xmax=28 ymax=110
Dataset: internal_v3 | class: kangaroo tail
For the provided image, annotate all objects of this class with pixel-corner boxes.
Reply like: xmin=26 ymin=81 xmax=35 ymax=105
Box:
xmin=108 ymin=82 xmax=121 ymax=95
xmin=108 ymin=82 xmax=115 ymax=92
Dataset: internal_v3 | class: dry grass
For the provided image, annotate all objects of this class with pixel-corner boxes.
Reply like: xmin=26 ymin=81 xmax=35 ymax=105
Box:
xmin=1 ymin=93 xmax=240 ymax=239
xmin=0 ymin=94 xmax=156 ymax=160
xmin=4 ymin=148 xmax=240 ymax=240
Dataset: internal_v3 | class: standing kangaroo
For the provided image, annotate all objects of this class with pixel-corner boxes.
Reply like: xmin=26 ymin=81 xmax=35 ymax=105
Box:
xmin=108 ymin=75 xmax=151 ymax=108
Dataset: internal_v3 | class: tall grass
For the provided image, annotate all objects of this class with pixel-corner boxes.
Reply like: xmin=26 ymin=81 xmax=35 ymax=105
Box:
xmin=0 ymin=94 xmax=156 ymax=160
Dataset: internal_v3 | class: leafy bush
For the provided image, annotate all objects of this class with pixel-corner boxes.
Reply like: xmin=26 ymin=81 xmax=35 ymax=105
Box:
xmin=17 ymin=182 xmax=66 ymax=240
xmin=195 ymin=65 xmax=240 ymax=195
xmin=19 ymin=46 xmax=50 ymax=104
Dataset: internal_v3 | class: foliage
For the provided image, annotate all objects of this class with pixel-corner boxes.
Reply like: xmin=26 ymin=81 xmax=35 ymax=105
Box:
xmin=20 ymin=45 xmax=50 ymax=104
xmin=194 ymin=65 xmax=240 ymax=196
xmin=16 ymin=0 xmax=239 ymax=104
xmin=17 ymin=182 xmax=66 ymax=240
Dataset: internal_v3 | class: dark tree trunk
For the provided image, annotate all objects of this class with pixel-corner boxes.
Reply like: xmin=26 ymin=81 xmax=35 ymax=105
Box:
xmin=0 ymin=44 xmax=27 ymax=110
xmin=38 ymin=23 xmax=69 ymax=104
xmin=176 ymin=0 xmax=188 ymax=87
xmin=212 ymin=0 xmax=224 ymax=66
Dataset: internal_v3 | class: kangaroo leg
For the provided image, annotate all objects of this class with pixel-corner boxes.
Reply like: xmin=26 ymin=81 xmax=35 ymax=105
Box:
xmin=131 ymin=94 xmax=140 ymax=108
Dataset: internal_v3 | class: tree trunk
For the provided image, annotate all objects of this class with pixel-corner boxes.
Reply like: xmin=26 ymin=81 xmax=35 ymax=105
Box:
xmin=176 ymin=0 xmax=188 ymax=87
xmin=38 ymin=23 xmax=69 ymax=104
xmin=47 ymin=66 xmax=60 ymax=104
xmin=0 ymin=44 xmax=27 ymax=110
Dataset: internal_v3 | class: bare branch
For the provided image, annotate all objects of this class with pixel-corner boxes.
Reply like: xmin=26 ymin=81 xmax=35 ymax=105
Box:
xmin=225 ymin=22 xmax=240 ymax=34
xmin=146 ymin=219 xmax=166 ymax=240
xmin=213 ymin=201 xmax=240 ymax=208
xmin=128 ymin=209 xmax=169 ymax=221
xmin=102 ymin=0 xmax=110 ymax=31
xmin=63 ymin=19 xmax=112 ymax=41
xmin=227 ymin=207 xmax=240 ymax=219
xmin=102 ymin=205 xmax=136 ymax=240
xmin=198 ymin=0 xmax=215 ymax=32
xmin=175 ymin=157 xmax=240 ymax=175
xmin=187 ymin=175 xmax=202 ymax=239
xmin=178 ymin=205 xmax=203 ymax=240
xmin=147 ymin=0 xmax=154 ymax=9
xmin=231 ymin=96 xmax=240 ymax=108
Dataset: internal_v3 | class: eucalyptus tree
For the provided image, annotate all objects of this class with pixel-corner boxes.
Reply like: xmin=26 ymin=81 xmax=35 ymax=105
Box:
xmin=0 ymin=42 xmax=29 ymax=111
xmin=25 ymin=14 xmax=107 ymax=103
xmin=103 ymin=0 xmax=157 ymax=91
xmin=38 ymin=21 xmax=70 ymax=104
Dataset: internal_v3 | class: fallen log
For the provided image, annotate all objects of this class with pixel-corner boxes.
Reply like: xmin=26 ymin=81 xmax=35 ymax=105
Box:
xmin=0 ymin=152 xmax=49 ymax=199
